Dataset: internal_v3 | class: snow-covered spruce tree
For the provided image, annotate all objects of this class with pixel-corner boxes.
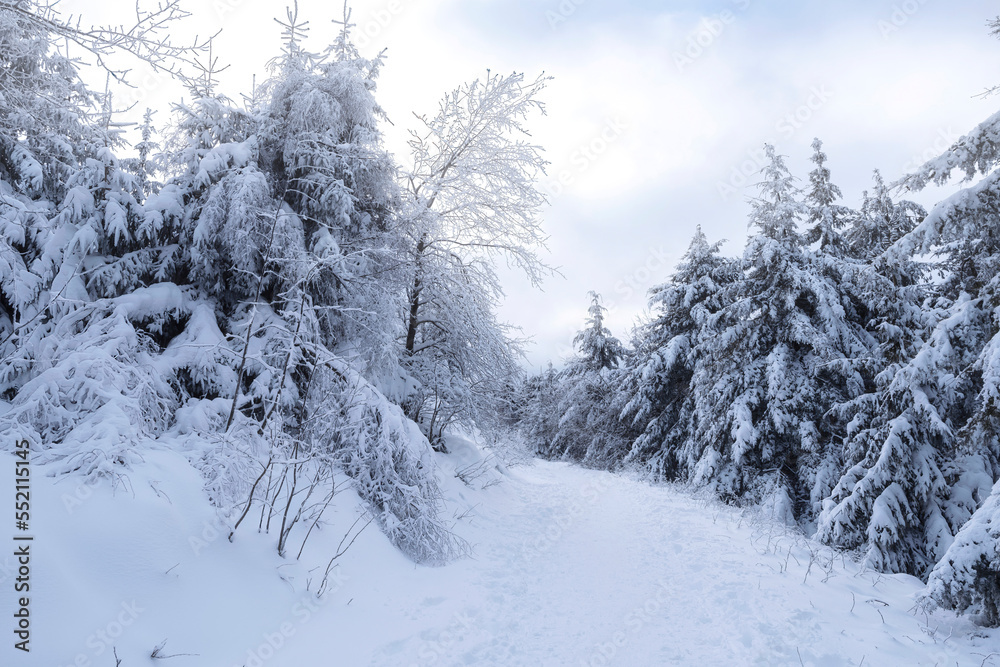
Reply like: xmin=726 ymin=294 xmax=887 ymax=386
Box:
xmin=804 ymin=138 xmax=854 ymax=257
xmin=573 ymin=291 xmax=626 ymax=371
xmin=518 ymin=363 xmax=565 ymax=456
xmin=838 ymin=169 xmax=927 ymax=380
xmin=125 ymin=109 xmax=163 ymax=204
xmin=814 ymin=168 xmax=950 ymax=576
xmin=253 ymin=12 xmax=403 ymax=380
xmin=691 ymin=145 xmax=867 ymax=520
xmin=618 ymin=226 xmax=736 ymax=480
xmin=819 ymin=293 xmax=981 ymax=577
xmin=894 ymin=17 xmax=1000 ymax=610
xmin=550 ymin=292 xmax=628 ymax=466
xmin=157 ymin=11 xmax=460 ymax=562
xmin=400 ymin=70 xmax=550 ymax=448
xmin=0 ymin=0 xmax=134 ymax=370
xmin=846 ymin=170 xmax=926 ymax=262
xmin=928 ymin=484 xmax=1000 ymax=625
xmin=820 ymin=53 xmax=1000 ymax=578
xmin=797 ymin=140 xmax=888 ymax=510
xmin=0 ymin=2 xmax=201 ymax=475
xmin=815 ymin=291 xmax=962 ymax=578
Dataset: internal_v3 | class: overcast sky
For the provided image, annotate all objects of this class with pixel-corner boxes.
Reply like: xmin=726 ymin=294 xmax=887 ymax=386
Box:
xmin=68 ymin=0 xmax=1000 ymax=370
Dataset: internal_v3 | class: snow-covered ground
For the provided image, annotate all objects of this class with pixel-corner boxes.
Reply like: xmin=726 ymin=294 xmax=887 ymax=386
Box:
xmin=5 ymin=438 xmax=1000 ymax=666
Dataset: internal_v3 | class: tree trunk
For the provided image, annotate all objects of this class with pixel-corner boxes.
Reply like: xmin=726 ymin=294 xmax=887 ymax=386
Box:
xmin=405 ymin=236 xmax=427 ymax=354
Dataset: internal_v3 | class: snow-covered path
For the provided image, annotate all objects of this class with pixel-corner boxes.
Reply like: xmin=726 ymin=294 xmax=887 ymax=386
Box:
xmin=288 ymin=460 xmax=996 ymax=667
xmin=12 ymin=451 xmax=1000 ymax=667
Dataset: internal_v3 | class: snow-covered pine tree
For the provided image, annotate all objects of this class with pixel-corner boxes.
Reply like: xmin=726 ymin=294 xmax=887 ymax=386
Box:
xmin=151 ymin=4 xmax=406 ymax=434
xmin=691 ymin=145 xmax=866 ymax=521
xmin=899 ymin=17 xmax=1000 ymax=609
xmin=816 ymin=293 xmax=968 ymax=575
xmin=551 ymin=292 xmax=628 ymax=466
xmin=804 ymin=138 xmax=853 ymax=256
xmin=839 ymin=169 xmax=927 ymax=381
xmin=573 ymin=291 xmax=625 ymax=372
xmin=0 ymin=1 xmax=194 ymax=476
xmin=814 ymin=168 xmax=951 ymax=577
xmin=0 ymin=6 xmax=95 ymax=391
xmin=518 ymin=363 xmax=565 ymax=456
xmin=927 ymin=481 xmax=1000 ymax=625
xmin=254 ymin=8 xmax=402 ymax=380
xmin=819 ymin=37 xmax=1000 ymax=577
xmin=119 ymin=108 xmax=163 ymax=205
xmin=158 ymin=9 xmax=460 ymax=562
xmin=619 ymin=226 xmax=736 ymax=480
xmin=836 ymin=168 xmax=927 ymax=391
xmin=846 ymin=170 xmax=926 ymax=262
xmin=797 ymin=140 xmax=883 ymax=510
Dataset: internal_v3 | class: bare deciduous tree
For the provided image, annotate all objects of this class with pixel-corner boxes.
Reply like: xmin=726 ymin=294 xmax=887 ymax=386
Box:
xmin=401 ymin=70 xmax=552 ymax=445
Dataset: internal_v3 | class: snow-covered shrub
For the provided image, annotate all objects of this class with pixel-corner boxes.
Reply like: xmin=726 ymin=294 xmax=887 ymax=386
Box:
xmin=4 ymin=306 xmax=174 ymax=476
xmin=306 ymin=364 xmax=465 ymax=564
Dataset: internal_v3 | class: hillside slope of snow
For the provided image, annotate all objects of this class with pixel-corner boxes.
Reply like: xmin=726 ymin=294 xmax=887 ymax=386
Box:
xmin=4 ymin=437 xmax=1000 ymax=666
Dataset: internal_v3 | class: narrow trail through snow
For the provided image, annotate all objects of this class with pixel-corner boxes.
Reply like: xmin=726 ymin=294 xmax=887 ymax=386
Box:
xmin=21 ymin=453 xmax=999 ymax=667
xmin=285 ymin=460 xmax=993 ymax=666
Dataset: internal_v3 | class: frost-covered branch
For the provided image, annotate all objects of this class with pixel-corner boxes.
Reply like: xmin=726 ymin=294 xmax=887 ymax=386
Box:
xmin=0 ymin=0 xmax=212 ymax=86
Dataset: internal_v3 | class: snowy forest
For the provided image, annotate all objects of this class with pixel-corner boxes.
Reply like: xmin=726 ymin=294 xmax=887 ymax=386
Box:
xmin=519 ymin=134 xmax=1000 ymax=622
xmin=8 ymin=0 xmax=1000 ymax=664
xmin=515 ymin=19 xmax=1000 ymax=628
xmin=0 ymin=0 xmax=555 ymax=562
